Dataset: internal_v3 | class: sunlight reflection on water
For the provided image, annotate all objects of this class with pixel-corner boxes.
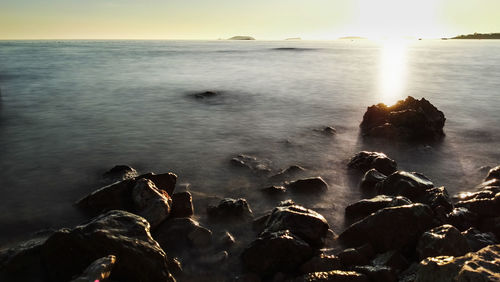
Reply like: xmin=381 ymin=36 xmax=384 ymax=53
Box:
xmin=378 ymin=39 xmax=409 ymax=105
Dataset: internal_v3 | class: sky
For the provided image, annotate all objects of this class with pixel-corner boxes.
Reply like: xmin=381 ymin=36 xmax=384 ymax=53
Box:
xmin=1 ymin=0 xmax=499 ymax=40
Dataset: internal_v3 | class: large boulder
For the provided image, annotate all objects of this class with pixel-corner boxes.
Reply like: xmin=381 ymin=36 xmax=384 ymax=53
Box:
xmin=41 ymin=210 xmax=177 ymax=282
xmin=360 ymin=96 xmax=446 ymax=141
xmin=207 ymin=198 xmax=253 ymax=221
xmin=262 ymin=205 xmax=330 ymax=248
xmin=286 ymin=177 xmax=328 ymax=194
xmin=345 ymin=195 xmax=412 ymax=221
xmin=338 ymin=204 xmax=435 ymax=252
xmin=153 ymin=217 xmax=212 ymax=255
xmin=416 ymin=225 xmax=470 ymax=259
xmin=415 ymin=244 xmax=500 ymax=282
xmin=347 ymin=151 xmax=397 ymax=175
xmin=132 ymin=178 xmax=172 ymax=228
xmin=241 ymin=230 xmax=314 ymax=277
xmin=376 ymin=171 xmax=434 ymax=201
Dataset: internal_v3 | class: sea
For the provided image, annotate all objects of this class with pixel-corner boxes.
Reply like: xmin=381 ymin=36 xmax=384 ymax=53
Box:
xmin=1 ymin=39 xmax=500 ymax=246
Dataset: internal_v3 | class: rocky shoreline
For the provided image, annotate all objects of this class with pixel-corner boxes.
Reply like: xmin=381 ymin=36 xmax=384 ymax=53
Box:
xmin=1 ymin=97 xmax=499 ymax=281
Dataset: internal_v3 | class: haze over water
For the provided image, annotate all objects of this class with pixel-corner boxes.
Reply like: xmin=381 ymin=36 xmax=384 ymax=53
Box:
xmin=1 ymin=39 xmax=500 ymax=245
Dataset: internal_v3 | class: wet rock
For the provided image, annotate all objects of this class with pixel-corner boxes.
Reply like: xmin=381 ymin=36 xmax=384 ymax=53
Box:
xmin=322 ymin=126 xmax=337 ymax=135
xmin=416 ymin=224 xmax=470 ymax=260
xmin=102 ymin=165 xmax=138 ymax=183
xmin=418 ymin=186 xmax=453 ymax=213
xmin=230 ymin=154 xmax=272 ymax=174
xmin=463 ymin=227 xmax=498 ymax=252
xmin=479 ymin=216 xmax=500 ymax=238
xmin=456 ymin=192 xmax=500 ymax=217
xmin=371 ymin=250 xmax=409 ymax=272
xmin=338 ymin=204 xmax=435 ymax=252
xmin=398 ymin=263 xmax=419 ymax=282
xmin=353 ymin=265 xmax=396 ymax=282
xmin=376 ymin=171 xmax=434 ymax=201
xmin=171 ymin=191 xmax=194 ymax=218
xmin=345 ymin=195 xmax=412 ymax=221
xmin=299 ymin=254 xmax=342 ymax=274
xmin=294 ymin=270 xmax=369 ymax=282
xmin=286 ymin=177 xmax=328 ymax=194
xmin=198 ymin=251 xmax=229 ymax=265
xmin=70 ymin=255 xmax=116 ymax=282
xmin=360 ymin=96 xmax=446 ymax=141
xmin=455 ymin=189 xmax=499 ymax=202
xmin=154 ymin=217 xmax=212 ymax=255
xmin=347 ymin=151 xmax=397 ymax=176
xmin=445 ymin=207 xmax=478 ymax=231
xmin=220 ymin=231 xmax=236 ymax=246
xmin=260 ymin=185 xmax=287 ymax=195
xmin=475 ymin=178 xmax=500 ymax=190
xmin=193 ymin=91 xmax=218 ymax=99
xmin=252 ymin=213 xmax=271 ymax=233
xmin=207 ymin=198 xmax=254 ymax=221
xmin=41 ymin=210 xmax=177 ymax=282
xmin=241 ymin=230 xmax=314 ymax=277
xmin=262 ymin=205 xmax=329 ymax=248
xmin=270 ymin=165 xmax=306 ymax=181
xmin=360 ymin=169 xmax=387 ymax=189
xmin=338 ymin=248 xmax=369 ymax=267
xmin=132 ymin=178 xmax=172 ymax=228
xmin=415 ymin=244 xmax=500 ymax=282
xmin=485 ymin=165 xmax=500 ymax=181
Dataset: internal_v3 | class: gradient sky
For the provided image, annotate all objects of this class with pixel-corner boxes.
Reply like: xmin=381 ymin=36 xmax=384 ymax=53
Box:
xmin=1 ymin=0 xmax=499 ymax=39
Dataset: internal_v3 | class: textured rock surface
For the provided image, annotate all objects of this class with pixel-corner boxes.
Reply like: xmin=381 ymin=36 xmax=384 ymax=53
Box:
xmin=170 ymin=191 xmax=194 ymax=218
xmin=154 ymin=217 xmax=212 ymax=255
xmin=485 ymin=165 xmax=500 ymax=181
xmin=299 ymin=254 xmax=342 ymax=274
xmin=286 ymin=177 xmax=328 ymax=194
xmin=345 ymin=195 xmax=411 ymax=221
xmin=360 ymin=169 xmax=387 ymax=189
xmin=132 ymin=178 xmax=172 ymax=228
xmin=347 ymin=151 xmax=397 ymax=175
xmin=376 ymin=171 xmax=434 ymax=201
xmin=416 ymin=225 xmax=470 ymax=259
xmin=456 ymin=193 xmax=500 ymax=217
xmin=294 ymin=270 xmax=369 ymax=282
xmin=207 ymin=198 xmax=254 ymax=221
xmin=102 ymin=165 xmax=138 ymax=183
xmin=462 ymin=228 xmax=498 ymax=252
xmin=70 ymin=255 xmax=116 ymax=282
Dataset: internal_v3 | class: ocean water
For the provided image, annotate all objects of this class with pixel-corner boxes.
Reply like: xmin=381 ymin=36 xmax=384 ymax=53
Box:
xmin=1 ymin=39 xmax=500 ymax=246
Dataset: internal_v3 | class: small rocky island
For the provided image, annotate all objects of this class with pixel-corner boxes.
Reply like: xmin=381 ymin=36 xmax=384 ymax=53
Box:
xmin=228 ymin=36 xmax=255 ymax=40
xmin=1 ymin=97 xmax=499 ymax=282
xmin=452 ymin=33 xmax=500 ymax=39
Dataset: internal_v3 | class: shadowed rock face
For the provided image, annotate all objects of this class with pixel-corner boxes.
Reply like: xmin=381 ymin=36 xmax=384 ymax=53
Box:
xmin=345 ymin=195 xmax=412 ymax=221
xmin=376 ymin=171 xmax=434 ymax=201
xmin=347 ymin=151 xmax=397 ymax=176
xmin=286 ymin=177 xmax=328 ymax=194
xmin=294 ymin=270 xmax=369 ymax=282
xmin=416 ymin=224 xmax=470 ymax=260
xmin=360 ymin=96 xmax=445 ymax=141
xmin=207 ymin=198 xmax=254 ymax=221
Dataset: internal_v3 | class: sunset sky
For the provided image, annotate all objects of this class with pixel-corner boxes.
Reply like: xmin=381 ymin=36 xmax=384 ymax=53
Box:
xmin=1 ymin=0 xmax=499 ymax=40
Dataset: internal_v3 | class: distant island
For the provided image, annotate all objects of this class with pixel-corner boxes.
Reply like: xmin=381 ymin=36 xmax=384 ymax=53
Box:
xmin=339 ymin=36 xmax=367 ymax=40
xmin=285 ymin=37 xmax=301 ymax=41
xmin=228 ymin=36 xmax=255 ymax=40
xmin=452 ymin=33 xmax=500 ymax=39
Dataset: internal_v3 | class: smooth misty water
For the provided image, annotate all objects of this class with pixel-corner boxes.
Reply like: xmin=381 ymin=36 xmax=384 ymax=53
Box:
xmin=1 ymin=40 xmax=500 ymax=246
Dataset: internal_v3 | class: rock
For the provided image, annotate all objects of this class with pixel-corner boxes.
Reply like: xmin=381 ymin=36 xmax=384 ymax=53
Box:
xmin=463 ymin=227 xmax=498 ymax=252
xmin=398 ymin=263 xmax=419 ymax=282
xmin=338 ymin=248 xmax=369 ymax=267
xmin=102 ymin=165 xmax=138 ymax=183
xmin=241 ymin=230 xmax=314 ymax=277
xmin=262 ymin=204 xmax=329 ymax=248
xmin=194 ymin=91 xmax=218 ymax=99
xmin=197 ymin=251 xmax=229 ymax=265
xmin=299 ymin=254 xmax=342 ymax=274
xmin=338 ymin=204 xmax=435 ymax=252
xmin=371 ymin=250 xmax=409 ymax=272
xmin=260 ymin=185 xmax=287 ymax=195
xmin=479 ymin=216 xmax=500 ymax=238
xmin=70 ymin=255 xmax=116 ymax=282
xmin=419 ymin=186 xmax=453 ymax=213
xmin=376 ymin=171 xmax=434 ymax=201
xmin=170 ymin=191 xmax=194 ymax=218
xmin=270 ymin=165 xmax=306 ymax=181
xmin=294 ymin=270 xmax=369 ymax=282
xmin=322 ymin=126 xmax=337 ymax=135
xmin=415 ymin=244 xmax=500 ymax=282
xmin=475 ymin=178 xmax=500 ymax=190
xmin=485 ymin=165 xmax=500 ymax=181
xmin=345 ymin=195 xmax=412 ymax=221
xmin=456 ymin=189 xmax=499 ymax=202
xmin=41 ymin=210 xmax=176 ymax=282
xmin=132 ymin=178 xmax=172 ymax=228
xmin=416 ymin=224 xmax=470 ymax=260
xmin=252 ymin=213 xmax=271 ymax=233
xmin=360 ymin=96 xmax=446 ymax=141
xmin=445 ymin=207 xmax=478 ymax=231
xmin=353 ymin=265 xmax=396 ymax=282
xmin=228 ymin=36 xmax=255 ymax=40
xmin=207 ymin=198 xmax=254 ymax=221
xmin=347 ymin=151 xmax=397 ymax=176
xmin=360 ymin=169 xmax=387 ymax=189
xmin=154 ymin=217 xmax=212 ymax=255
xmin=286 ymin=177 xmax=328 ymax=194
xmin=456 ymin=193 xmax=500 ymax=217
xmin=230 ymin=155 xmax=272 ymax=174
xmin=220 ymin=231 xmax=236 ymax=246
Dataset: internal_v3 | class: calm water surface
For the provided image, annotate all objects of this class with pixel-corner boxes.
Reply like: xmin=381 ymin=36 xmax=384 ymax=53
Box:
xmin=1 ymin=39 xmax=500 ymax=245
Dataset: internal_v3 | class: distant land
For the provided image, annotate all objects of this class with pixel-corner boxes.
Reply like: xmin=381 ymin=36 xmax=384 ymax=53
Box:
xmin=285 ymin=37 xmax=301 ymax=41
xmin=228 ymin=36 xmax=255 ymax=40
xmin=452 ymin=33 xmax=500 ymax=39
xmin=339 ymin=36 xmax=367 ymax=40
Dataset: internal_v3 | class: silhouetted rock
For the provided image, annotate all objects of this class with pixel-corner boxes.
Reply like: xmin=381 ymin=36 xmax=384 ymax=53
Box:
xmin=293 ymin=270 xmax=369 ymax=282
xmin=228 ymin=36 xmax=255 ymax=40
xmin=485 ymin=165 xmax=500 ymax=181
xmin=262 ymin=204 xmax=329 ymax=248
xmin=376 ymin=171 xmax=434 ymax=201
xmin=445 ymin=207 xmax=478 ymax=231
xmin=360 ymin=96 xmax=446 ymax=141
xmin=371 ymin=250 xmax=409 ymax=272
xmin=270 ymin=165 xmax=306 ymax=181
xmin=194 ymin=91 xmax=218 ymax=99
xmin=170 ymin=191 xmax=194 ymax=218
xmin=360 ymin=169 xmax=387 ymax=189
xmin=345 ymin=195 xmax=411 ymax=221
xmin=347 ymin=151 xmax=397 ymax=175
xmin=154 ymin=217 xmax=212 ymax=255
xmin=132 ymin=178 xmax=172 ymax=228
xmin=456 ymin=193 xmax=500 ymax=217
xmin=220 ymin=231 xmax=236 ymax=247
xmin=102 ymin=165 xmax=138 ymax=183
xmin=415 ymin=244 xmax=500 ymax=282
xmin=41 ymin=210 xmax=177 ymax=282
xmin=419 ymin=186 xmax=453 ymax=213
xmin=207 ymin=198 xmax=254 ymax=221
xmin=416 ymin=225 xmax=470 ymax=259
xmin=230 ymin=154 xmax=272 ymax=174
xmin=338 ymin=248 xmax=369 ymax=267
xmin=338 ymin=204 xmax=435 ymax=252
xmin=286 ymin=177 xmax=328 ymax=194
xmin=241 ymin=230 xmax=314 ymax=277
xmin=70 ymin=255 xmax=116 ymax=282
xmin=260 ymin=185 xmax=287 ymax=195
xmin=353 ymin=265 xmax=396 ymax=282
xmin=479 ymin=216 xmax=500 ymax=239
xmin=299 ymin=254 xmax=342 ymax=274
xmin=462 ymin=227 xmax=498 ymax=252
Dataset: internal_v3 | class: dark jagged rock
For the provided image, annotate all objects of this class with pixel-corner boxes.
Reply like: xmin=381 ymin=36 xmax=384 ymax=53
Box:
xmin=485 ymin=165 xmax=500 ymax=181
xmin=338 ymin=204 xmax=435 ymax=252
xmin=456 ymin=192 xmax=500 ymax=217
xmin=345 ymin=195 xmax=412 ymax=221
xmin=41 ymin=210 xmax=177 ymax=282
xmin=376 ymin=171 xmax=434 ymax=201
xmin=353 ymin=265 xmax=396 ymax=282
xmin=207 ymin=198 xmax=254 ymax=221
xmin=445 ymin=207 xmax=478 ymax=231
xmin=360 ymin=169 xmax=387 ymax=189
xmin=170 ymin=191 xmax=194 ymax=218
xmin=415 ymin=244 xmax=500 ymax=282
xmin=260 ymin=185 xmax=287 ymax=195
xmin=270 ymin=165 xmax=306 ymax=181
xmin=241 ymin=230 xmax=314 ymax=277
xmin=347 ymin=151 xmax=397 ymax=176
xmin=252 ymin=213 xmax=271 ymax=233
xmin=70 ymin=255 xmax=116 ymax=282
xmin=455 ymin=188 xmax=499 ymax=202
xmin=132 ymin=178 xmax=172 ymax=228
xmin=262 ymin=204 xmax=329 ymax=248
xmin=293 ymin=270 xmax=369 ymax=282
xmin=479 ymin=216 xmax=500 ymax=239
xmin=371 ymin=250 xmax=409 ymax=272
xmin=230 ymin=154 xmax=272 ymax=174
xmin=418 ymin=186 xmax=453 ymax=213
xmin=360 ymin=96 xmax=446 ymax=141
xmin=220 ymin=231 xmax=236 ymax=247
xmin=194 ymin=91 xmax=218 ymax=99
xmin=299 ymin=254 xmax=342 ymax=274
xmin=416 ymin=225 xmax=470 ymax=260
xmin=286 ymin=177 xmax=328 ymax=194
xmin=154 ymin=217 xmax=212 ymax=255
xmin=102 ymin=165 xmax=138 ymax=183
xmin=338 ymin=248 xmax=369 ymax=267
xmin=462 ymin=227 xmax=498 ymax=252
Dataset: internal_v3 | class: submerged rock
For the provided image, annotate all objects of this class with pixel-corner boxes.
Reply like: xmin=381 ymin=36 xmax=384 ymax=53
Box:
xmin=230 ymin=154 xmax=272 ymax=174
xmin=269 ymin=165 xmax=306 ymax=181
xmin=193 ymin=91 xmax=218 ymax=99
xmin=41 ymin=210 xmax=177 ymax=282
xmin=102 ymin=165 xmax=138 ymax=183
xmin=347 ymin=151 xmax=398 ymax=175
xmin=360 ymin=96 xmax=446 ymax=141
xmin=154 ymin=217 xmax=212 ymax=255
xmin=360 ymin=169 xmax=387 ymax=190
xmin=70 ymin=255 xmax=116 ymax=282
xmin=416 ymin=224 xmax=470 ymax=259
xmin=207 ymin=198 xmax=254 ymax=221
xmin=345 ymin=195 xmax=412 ymax=221
xmin=286 ymin=177 xmax=328 ymax=194
xmin=260 ymin=185 xmax=287 ymax=195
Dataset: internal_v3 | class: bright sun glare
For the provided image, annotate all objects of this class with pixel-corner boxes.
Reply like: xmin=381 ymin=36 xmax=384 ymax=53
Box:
xmin=378 ymin=39 xmax=409 ymax=105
